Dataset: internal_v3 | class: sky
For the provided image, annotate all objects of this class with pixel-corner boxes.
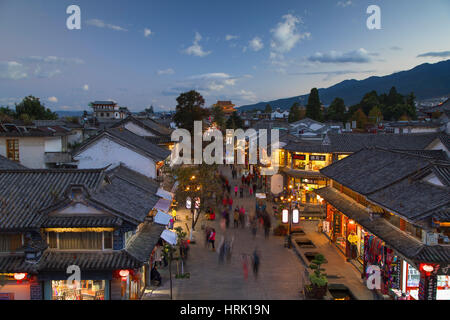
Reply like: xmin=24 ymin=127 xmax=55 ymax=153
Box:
xmin=0 ymin=0 xmax=449 ymax=112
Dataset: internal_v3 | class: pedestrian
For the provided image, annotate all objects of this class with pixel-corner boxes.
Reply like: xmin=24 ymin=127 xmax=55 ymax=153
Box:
xmin=241 ymin=175 xmax=245 ymax=185
xmin=205 ymin=226 xmax=211 ymax=248
xmin=249 ymin=185 xmax=253 ymax=197
xmin=241 ymin=254 xmax=248 ymax=281
xmin=253 ymin=183 xmax=257 ymax=194
xmin=209 ymin=228 xmax=216 ymax=251
xmin=154 ymin=244 xmax=163 ymax=267
xmin=250 ymin=215 xmax=257 ymax=239
xmin=240 ymin=185 xmax=244 ymax=198
xmin=225 ymin=210 xmax=230 ymax=229
xmin=239 ymin=206 xmax=245 ymax=228
xmin=222 ymin=196 xmax=228 ymax=209
xmin=228 ymin=196 xmax=233 ymax=211
xmin=252 ymin=249 xmax=260 ymax=279
xmin=263 ymin=214 xmax=271 ymax=239
xmin=234 ymin=209 xmax=239 ymax=228
xmin=234 ymin=185 xmax=238 ymax=197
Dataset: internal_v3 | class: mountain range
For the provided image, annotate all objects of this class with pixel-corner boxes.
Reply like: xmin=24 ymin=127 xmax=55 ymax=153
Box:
xmin=238 ymin=59 xmax=450 ymax=111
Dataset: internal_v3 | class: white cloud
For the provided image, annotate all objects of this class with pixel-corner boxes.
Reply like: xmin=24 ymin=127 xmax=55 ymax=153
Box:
xmin=270 ymin=14 xmax=310 ymax=53
xmin=189 ymin=72 xmax=231 ymax=80
xmin=86 ymin=19 xmax=128 ymax=31
xmin=48 ymin=96 xmax=58 ymax=103
xmin=83 ymin=84 xmax=89 ymax=91
xmin=157 ymin=68 xmax=175 ymax=75
xmin=308 ymin=48 xmax=373 ymax=63
xmin=235 ymin=89 xmax=257 ymax=102
xmin=144 ymin=28 xmax=152 ymax=37
xmin=25 ymin=56 xmax=84 ymax=65
xmin=248 ymin=37 xmax=264 ymax=51
xmin=34 ymin=65 xmax=61 ymax=78
xmin=337 ymin=1 xmax=352 ymax=8
xmin=183 ymin=32 xmax=211 ymax=57
xmin=0 ymin=61 xmax=28 ymax=80
xmin=225 ymin=34 xmax=238 ymax=41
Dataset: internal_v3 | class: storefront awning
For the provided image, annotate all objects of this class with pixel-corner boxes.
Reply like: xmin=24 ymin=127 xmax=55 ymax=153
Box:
xmin=153 ymin=198 xmax=172 ymax=213
xmin=315 ymin=187 xmax=450 ymax=265
xmin=156 ymin=188 xmax=174 ymax=200
xmin=281 ymin=167 xmax=325 ymax=179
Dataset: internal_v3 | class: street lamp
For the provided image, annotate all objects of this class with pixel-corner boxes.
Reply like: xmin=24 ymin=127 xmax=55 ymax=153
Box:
xmin=282 ymin=200 xmax=300 ymax=248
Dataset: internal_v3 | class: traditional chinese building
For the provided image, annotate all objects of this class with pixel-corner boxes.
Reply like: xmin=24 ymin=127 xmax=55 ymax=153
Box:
xmin=213 ymin=101 xmax=236 ymax=115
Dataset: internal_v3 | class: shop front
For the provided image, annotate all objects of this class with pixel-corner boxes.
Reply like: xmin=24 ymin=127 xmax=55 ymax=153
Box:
xmin=0 ymin=273 xmax=33 ymax=300
xmin=50 ymin=279 xmax=107 ymax=300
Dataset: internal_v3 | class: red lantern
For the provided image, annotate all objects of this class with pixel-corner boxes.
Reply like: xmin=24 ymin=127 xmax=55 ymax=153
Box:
xmin=14 ymin=273 xmax=27 ymax=280
xmin=419 ymin=263 xmax=435 ymax=276
xmin=119 ymin=269 xmax=129 ymax=278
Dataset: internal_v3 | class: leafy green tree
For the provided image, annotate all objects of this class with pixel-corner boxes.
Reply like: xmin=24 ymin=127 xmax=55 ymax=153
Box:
xmin=368 ymin=106 xmax=383 ymax=124
xmin=305 ymin=88 xmax=323 ymax=121
xmin=226 ymin=111 xmax=244 ymax=129
xmin=15 ymin=95 xmax=58 ymax=120
xmin=359 ymin=91 xmax=379 ymax=116
xmin=288 ymin=102 xmax=302 ymax=123
xmin=264 ymin=104 xmax=272 ymax=114
xmin=326 ymin=98 xmax=346 ymax=122
xmin=211 ymin=104 xmax=225 ymax=130
xmin=173 ymin=90 xmax=209 ymax=134
xmin=351 ymin=108 xmax=368 ymax=129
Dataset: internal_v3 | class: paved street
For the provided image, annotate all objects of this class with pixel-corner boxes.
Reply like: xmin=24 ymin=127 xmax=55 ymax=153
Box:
xmin=143 ymin=166 xmax=305 ymax=300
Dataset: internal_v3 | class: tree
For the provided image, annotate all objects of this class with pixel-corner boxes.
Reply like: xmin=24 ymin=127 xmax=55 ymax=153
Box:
xmin=305 ymin=88 xmax=322 ymax=121
xmin=359 ymin=91 xmax=379 ymax=116
xmin=211 ymin=104 xmax=225 ymax=130
xmin=15 ymin=95 xmax=58 ymax=120
xmin=145 ymin=105 xmax=154 ymax=114
xmin=173 ymin=90 xmax=209 ymax=134
xmin=351 ymin=108 xmax=368 ymax=129
xmin=288 ymin=102 xmax=302 ymax=123
xmin=264 ymin=104 xmax=272 ymax=114
xmin=326 ymin=98 xmax=346 ymax=122
xmin=172 ymin=164 xmax=222 ymax=231
xmin=368 ymin=106 xmax=383 ymax=124
xmin=225 ymin=111 xmax=244 ymax=129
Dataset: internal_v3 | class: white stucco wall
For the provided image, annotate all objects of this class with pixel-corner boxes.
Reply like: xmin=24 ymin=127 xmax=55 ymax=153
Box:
xmin=74 ymin=136 xmax=156 ymax=178
xmin=44 ymin=137 xmax=63 ymax=152
xmin=124 ymin=122 xmax=156 ymax=137
xmin=426 ymin=139 xmax=450 ymax=158
xmin=0 ymin=137 xmax=46 ymax=168
xmin=68 ymin=129 xmax=83 ymax=145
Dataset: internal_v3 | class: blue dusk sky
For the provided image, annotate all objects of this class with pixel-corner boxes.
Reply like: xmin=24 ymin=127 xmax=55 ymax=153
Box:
xmin=0 ymin=0 xmax=449 ymax=112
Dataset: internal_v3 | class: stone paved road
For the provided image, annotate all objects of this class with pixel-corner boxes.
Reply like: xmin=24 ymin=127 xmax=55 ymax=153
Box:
xmin=143 ymin=165 xmax=305 ymax=300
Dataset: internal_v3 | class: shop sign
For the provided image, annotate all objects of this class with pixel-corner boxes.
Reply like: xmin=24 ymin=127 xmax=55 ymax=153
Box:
xmin=309 ymin=155 xmax=326 ymax=161
xmin=347 ymin=233 xmax=358 ymax=245
xmin=293 ymin=154 xmax=306 ymax=160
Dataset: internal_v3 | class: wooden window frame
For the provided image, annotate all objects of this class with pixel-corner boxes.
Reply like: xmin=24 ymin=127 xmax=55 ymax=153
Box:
xmin=6 ymin=139 xmax=19 ymax=162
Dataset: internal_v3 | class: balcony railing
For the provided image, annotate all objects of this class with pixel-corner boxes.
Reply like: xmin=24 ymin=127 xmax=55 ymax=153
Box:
xmin=44 ymin=152 xmax=73 ymax=163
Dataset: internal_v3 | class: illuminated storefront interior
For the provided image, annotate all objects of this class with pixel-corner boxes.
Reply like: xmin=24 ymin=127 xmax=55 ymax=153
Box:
xmin=52 ymin=280 xmax=105 ymax=300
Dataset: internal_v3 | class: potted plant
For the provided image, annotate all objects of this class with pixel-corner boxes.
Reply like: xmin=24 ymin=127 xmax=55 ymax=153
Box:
xmin=305 ymin=254 xmax=328 ymax=299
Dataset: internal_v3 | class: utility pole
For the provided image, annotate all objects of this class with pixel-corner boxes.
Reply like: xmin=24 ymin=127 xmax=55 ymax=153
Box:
xmin=169 ymin=248 xmax=173 ymax=300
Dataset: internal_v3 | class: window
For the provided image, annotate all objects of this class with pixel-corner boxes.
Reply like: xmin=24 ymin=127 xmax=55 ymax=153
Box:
xmin=0 ymin=233 xmax=23 ymax=252
xmin=47 ymin=232 xmax=113 ymax=250
xmin=103 ymin=232 xmax=113 ymax=249
xmin=6 ymin=139 xmax=19 ymax=161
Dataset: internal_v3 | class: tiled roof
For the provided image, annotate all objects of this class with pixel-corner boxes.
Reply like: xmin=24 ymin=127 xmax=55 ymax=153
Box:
xmin=38 ymin=250 xmax=141 ymax=271
xmin=324 ymin=133 xmax=439 ymax=153
xmin=125 ymin=222 xmax=165 ymax=263
xmin=320 ymin=148 xmax=437 ymax=195
xmin=91 ymin=174 xmax=160 ymax=225
xmin=74 ymin=128 xmax=171 ymax=162
xmin=315 ymin=187 xmax=450 ymax=264
xmin=0 ymin=155 xmax=27 ymax=169
xmin=110 ymin=116 xmax=173 ymax=137
xmin=281 ymin=167 xmax=325 ymax=179
xmin=0 ymin=255 xmax=38 ymax=273
xmin=0 ymin=169 xmax=105 ymax=230
xmin=42 ymin=215 xmax=123 ymax=228
xmin=0 ymin=124 xmax=71 ymax=137
xmin=106 ymin=164 xmax=159 ymax=193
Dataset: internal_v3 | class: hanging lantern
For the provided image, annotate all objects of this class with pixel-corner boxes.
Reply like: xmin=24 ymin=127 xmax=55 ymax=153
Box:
xmin=119 ymin=269 xmax=129 ymax=278
xmin=14 ymin=273 xmax=27 ymax=280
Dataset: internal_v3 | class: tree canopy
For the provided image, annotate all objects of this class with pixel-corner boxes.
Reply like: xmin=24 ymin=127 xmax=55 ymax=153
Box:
xmin=211 ymin=104 xmax=225 ymax=130
xmin=326 ymin=97 xmax=346 ymax=122
xmin=226 ymin=111 xmax=244 ymax=129
xmin=173 ymin=90 xmax=209 ymax=134
xmin=264 ymin=104 xmax=272 ymax=114
xmin=0 ymin=95 xmax=58 ymax=122
xmin=288 ymin=102 xmax=303 ymax=123
xmin=305 ymin=88 xmax=323 ymax=121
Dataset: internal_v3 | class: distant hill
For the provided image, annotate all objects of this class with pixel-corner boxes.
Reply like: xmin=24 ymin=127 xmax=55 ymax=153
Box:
xmin=238 ymin=59 xmax=450 ymax=111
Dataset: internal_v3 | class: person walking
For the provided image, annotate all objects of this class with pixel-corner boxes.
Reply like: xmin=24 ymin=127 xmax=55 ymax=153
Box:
xmin=263 ymin=214 xmax=271 ymax=239
xmin=252 ymin=249 xmax=260 ymax=279
xmin=204 ymin=226 xmax=211 ymax=248
xmin=234 ymin=209 xmax=239 ymax=228
xmin=250 ymin=215 xmax=257 ymax=239
xmin=241 ymin=254 xmax=249 ymax=281
xmin=234 ymin=185 xmax=238 ymax=197
xmin=209 ymin=228 xmax=216 ymax=251
xmin=228 ymin=196 xmax=233 ymax=211
xmin=239 ymin=185 xmax=244 ymax=198
xmin=249 ymin=185 xmax=253 ymax=197
xmin=239 ymin=206 xmax=245 ymax=228
xmin=154 ymin=244 xmax=163 ymax=267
